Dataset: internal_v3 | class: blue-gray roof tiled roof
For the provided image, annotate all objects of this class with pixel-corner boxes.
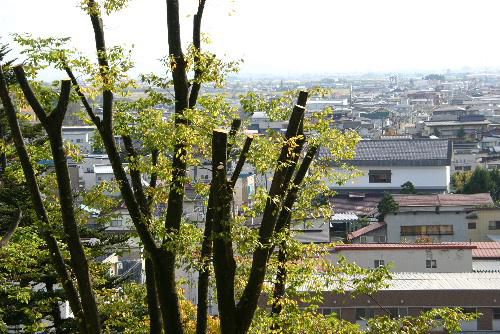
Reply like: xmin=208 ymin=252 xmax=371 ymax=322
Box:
xmin=348 ymin=139 xmax=452 ymax=167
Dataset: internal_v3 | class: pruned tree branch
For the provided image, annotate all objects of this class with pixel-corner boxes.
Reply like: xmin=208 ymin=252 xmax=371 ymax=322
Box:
xmin=226 ymin=118 xmax=241 ymax=158
xmin=235 ymin=92 xmax=308 ymax=333
xmin=271 ymin=144 xmax=319 ymax=320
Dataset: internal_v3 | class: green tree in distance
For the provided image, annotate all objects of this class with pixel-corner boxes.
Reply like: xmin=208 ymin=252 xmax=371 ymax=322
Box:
xmin=377 ymin=193 xmax=399 ymax=222
xmin=400 ymin=181 xmax=416 ymax=194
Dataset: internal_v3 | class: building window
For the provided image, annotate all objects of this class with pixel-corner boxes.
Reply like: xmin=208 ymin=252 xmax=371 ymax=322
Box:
xmin=398 ymin=308 xmax=408 ymax=317
xmin=401 ymin=225 xmax=453 ymax=236
xmin=387 ymin=308 xmax=399 ymax=319
xmin=76 ymin=138 xmax=82 ymax=143
xmin=374 ymin=235 xmax=386 ymax=243
xmin=462 ymin=307 xmax=476 ymax=314
xmin=493 ymin=308 xmax=500 ymax=319
xmin=111 ymin=220 xmax=122 ymax=227
xmin=489 ymin=221 xmax=500 ymax=230
xmin=468 ymin=222 xmax=477 ymax=230
xmin=321 ymin=308 xmax=340 ymax=317
xmin=426 ymin=259 xmax=437 ymax=268
xmin=359 ymin=236 xmax=367 ymax=243
xmin=356 ymin=308 xmax=375 ymax=320
xmin=369 ymin=170 xmax=392 ymax=183
xmin=374 ymin=260 xmax=385 ymax=268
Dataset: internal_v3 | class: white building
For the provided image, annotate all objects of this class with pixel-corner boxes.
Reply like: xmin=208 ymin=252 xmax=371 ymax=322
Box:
xmin=62 ymin=126 xmax=97 ymax=154
xmin=332 ymin=139 xmax=452 ymax=193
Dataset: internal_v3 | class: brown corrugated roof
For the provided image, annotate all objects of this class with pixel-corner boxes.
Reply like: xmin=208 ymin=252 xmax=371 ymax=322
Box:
xmin=394 ymin=193 xmax=493 ymax=207
xmin=330 ymin=194 xmax=382 ymax=216
xmin=471 ymin=242 xmax=500 ymax=259
xmin=347 ymin=222 xmax=386 ymax=240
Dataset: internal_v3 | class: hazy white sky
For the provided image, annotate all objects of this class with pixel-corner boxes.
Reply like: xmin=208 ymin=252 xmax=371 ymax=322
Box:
xmin=2 ymin=0 xmax=500 ymax=78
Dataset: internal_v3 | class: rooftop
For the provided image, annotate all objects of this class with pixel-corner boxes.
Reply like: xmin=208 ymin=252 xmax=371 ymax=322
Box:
xmin=332 ymin=243 xmax=476 ymax=251
xmin=347 ymin=139 xmax=452 ymax=167
xmin=471 ymin=242 xmax=500 ymax=259
xmin=393 ymin=193 xmax=493 ymax=208
xmin=424 ymin=120 xmax=490 ymax=126
xmin=330 ymin=194 xmax=382 ymax=216
xmin=311 ymin=272 xmax=500 ymax=291
xmin=347 ymin=222 xmax=386 ymax=240
xmin=383 ymin=272 xmax=500 ymax=291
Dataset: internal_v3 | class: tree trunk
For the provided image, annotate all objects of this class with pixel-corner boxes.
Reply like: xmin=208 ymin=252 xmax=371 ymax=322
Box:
xmin=146 ymin=257 xmax=163 ymax=334
xmin=46 ymin=128 xmax=101 ymax=334
xmin=0 ymin=65 xmax=88 ymax=334
xmin=152 ymin=249 xmax=184 ymax=334
xmin=195 ymin=193 xmax=214 ymax=334
xmin=211 ymin=130 xmax=237 ymax=334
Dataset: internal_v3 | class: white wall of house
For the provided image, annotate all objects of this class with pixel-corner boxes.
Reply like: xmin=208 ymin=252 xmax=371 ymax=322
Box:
xmin=62 ymin=127 xmax=95 ymax=153
xmin=328 ymin=247 xmax=472 ymax=272
xmin=332 ymin=166 xmax=450 ymax=192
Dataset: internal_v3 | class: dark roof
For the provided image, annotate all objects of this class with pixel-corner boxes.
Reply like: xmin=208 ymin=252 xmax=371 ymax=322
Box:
xmin=347 ymin=139 xmax=452 ymax=167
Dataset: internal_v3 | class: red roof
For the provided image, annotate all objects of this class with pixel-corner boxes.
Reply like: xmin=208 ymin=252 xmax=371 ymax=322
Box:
xmin=333 ymin=243 xmax=476 ymax=251
xmin=393 ymin=193 xmax=493 ymax=207
xmin=347 ymin=222 xmax=386 ymax=240
xmin=471 ymin=242 xmax=500 ymax=258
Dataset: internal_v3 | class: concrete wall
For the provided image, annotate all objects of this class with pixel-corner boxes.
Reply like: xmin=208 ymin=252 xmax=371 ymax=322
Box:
xmin=333 ymin=166 xmax=450 ymax=192
xmin=328 ymin=248 xmax=472 ymax=272
xmin=386 ymin=211 xmax=468 ymax=243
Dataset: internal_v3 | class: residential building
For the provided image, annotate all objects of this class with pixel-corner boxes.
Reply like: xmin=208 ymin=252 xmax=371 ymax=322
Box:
xmin=467 ymin=208 xmax=500 ymax=241
xmin=385 ymin=193 xmax=493 ymax=243
xmin=328 ymin=243 xmax=474 ymax=273
xmin=62 ymin=126 xmax=97 ymax=154
xmin=332 ymin=139 xmax=452 ymax=193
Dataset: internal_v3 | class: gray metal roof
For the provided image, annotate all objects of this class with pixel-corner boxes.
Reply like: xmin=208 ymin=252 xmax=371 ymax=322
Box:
xmin=348 ymin=139 xmax=452 ymax=167
xmin=384 ymin=272 xmax=500 ymax=290
xmin=331 ymin=212 xmax=359 ymax=221
xmin=473 ymin=260 xmax=500 ymax=273
xmin=303 ymin=272 xmax=500 ymax=292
